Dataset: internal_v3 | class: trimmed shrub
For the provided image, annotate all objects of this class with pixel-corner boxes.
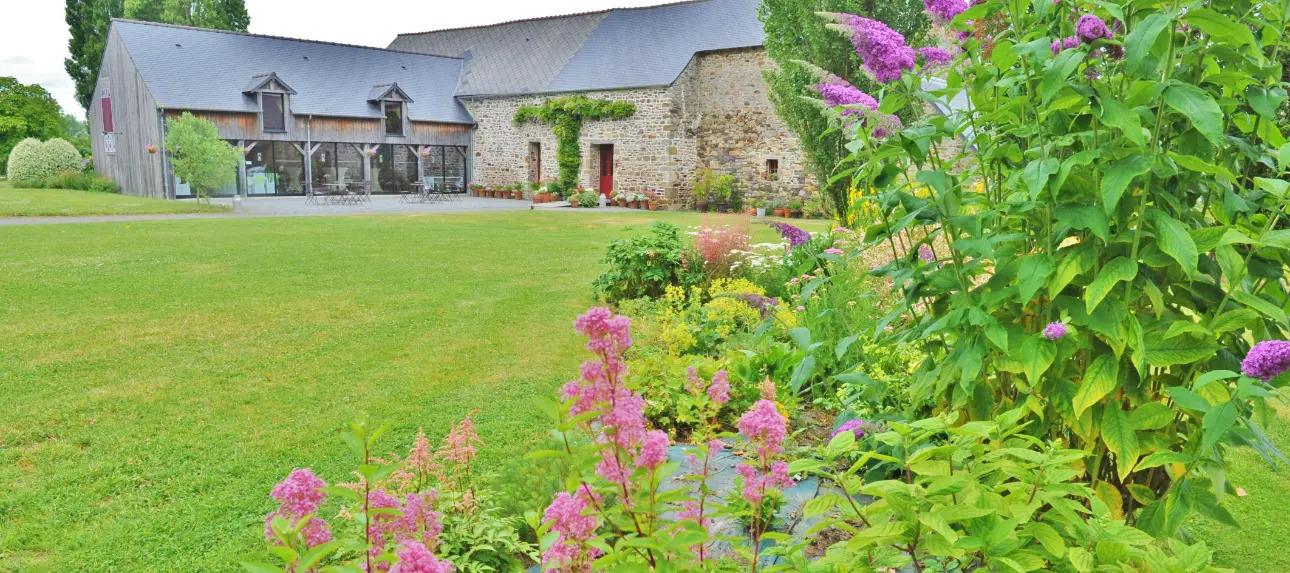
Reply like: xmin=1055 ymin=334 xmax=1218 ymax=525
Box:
xmin=6 ymin=138 xmax=84 ymax=187
xmin=576 ymin=189 xmax=597 ymax=207
xmin=87 ymin=176 xmax=119 ymax=194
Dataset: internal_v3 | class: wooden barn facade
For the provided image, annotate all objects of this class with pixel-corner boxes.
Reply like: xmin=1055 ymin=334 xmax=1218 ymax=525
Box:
xmin=89 ymin=20 xmax=474 ymax=199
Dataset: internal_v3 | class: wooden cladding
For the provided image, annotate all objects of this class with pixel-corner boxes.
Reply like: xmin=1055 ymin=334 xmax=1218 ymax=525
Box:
xmin=164 ymin=110 xmax=469 ymax=145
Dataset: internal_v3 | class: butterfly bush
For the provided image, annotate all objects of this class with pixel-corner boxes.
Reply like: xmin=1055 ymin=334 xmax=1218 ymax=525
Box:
xmin=764 ymin=221 xmax=811 ymax=247
xmin=1241 ymin=341 xmax=1290 ymax=381
xmin=922 ymin=0 xmax=968 ymax=23
xmin=820 ymin=12 xmax=916 ymax=84
xmin=1075 ymin=14 xmax=1112 ymax=43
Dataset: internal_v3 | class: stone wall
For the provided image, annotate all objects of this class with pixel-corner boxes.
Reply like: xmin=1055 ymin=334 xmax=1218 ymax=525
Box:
xmin=461 ymin=47 xmax=813 ymax=209
xmin=686 ymin=48 xmax=810 ymax=208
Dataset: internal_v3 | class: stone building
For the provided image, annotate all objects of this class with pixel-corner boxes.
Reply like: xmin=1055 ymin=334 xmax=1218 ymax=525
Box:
xmin=90 ymin=0 xmax=810 ymax=207
xmin=390 ymin=0 xmax=807 ymax=207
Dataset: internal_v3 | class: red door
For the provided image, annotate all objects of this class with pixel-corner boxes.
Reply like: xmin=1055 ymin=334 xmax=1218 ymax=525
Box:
xmin=599 ymin=144 xmax=614 ymax=195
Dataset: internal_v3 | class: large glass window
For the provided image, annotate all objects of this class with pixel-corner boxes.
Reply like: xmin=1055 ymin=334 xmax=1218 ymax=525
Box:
xmin=421 ymin=145 xmax=467 ymax=191
xmin=311 ymin=142 xmax=338 ymax=187
xmin=337 ymin=144 xmax=363 ymax=184
xmin=372 ymin=145 xmax=418 ymax=192
xmin=384 ymin=101 xmax=403 ymax=136
xmin=271 ymin=141 xmax=304 ymax=194
xmin=263 ymin=93 xmax=286 ymax=132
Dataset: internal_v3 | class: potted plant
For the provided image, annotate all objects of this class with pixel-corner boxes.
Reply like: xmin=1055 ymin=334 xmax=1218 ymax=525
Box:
xmin=627 ymin=193 xmax=639 ymax=209
xmin=692 ymin=170 xmax=712 ymax=212
xmin=713 ymin=174 xmax=734 ymax=213
xmin=615 ymin=192 xmax=627 ymax=208
xmin=789 ymin=198 xmax=803 ymax=218
xmin=569 ymin=193 xmax=580 ymax=207
xmin=753 ymin=199 xmax=766 ymax=217
xmin=771 ymin=199 xmax=787 ymax=218
xmin=644 ymin=190 xmax=657 ymax=211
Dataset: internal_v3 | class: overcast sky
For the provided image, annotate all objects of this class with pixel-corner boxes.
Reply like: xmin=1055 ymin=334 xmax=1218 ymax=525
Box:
xmin=0 ymin=0 xmax=664 ymax=118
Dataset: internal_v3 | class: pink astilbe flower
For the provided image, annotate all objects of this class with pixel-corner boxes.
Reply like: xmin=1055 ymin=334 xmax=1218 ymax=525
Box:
xmin=395 ymin=491 xmax=444 ymax=550
xmin=264 ymin=468 xmax=333 ymax=549
xmin=824 ymin=13 xmax=916 ymax=84
xmin=685 ymin=366 xmax=704 ymax=394
xmin=439 ymin=414 xmax=481 ymax=467
xmin=735 ymin=461 xmax=794 ymax=504
xmin=707 ymin=370 xmax=730 ymax=405
xmin=923 ymin=0 xmax=969 ymax=23
xmin=738 ymin=400 xmax=788 ymax=459
xmin=542 ymin=485 xmax=604 ymax=573
xmin=636 ymin=430 xmax=670 ymax=469
xmin=696 ymin=224 xmax=751 ymax=274
xmin=390 ymin=541 xmax=454 ymax=573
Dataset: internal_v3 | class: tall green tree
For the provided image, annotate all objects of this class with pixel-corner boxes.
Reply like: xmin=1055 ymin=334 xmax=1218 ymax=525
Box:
xmin=758 ymin=0 xmax=927 ymax=219
xmin=64 ymin=0 xmax=249 ymax=113
xmin=0 ymin=77 xmax=66 ymax=175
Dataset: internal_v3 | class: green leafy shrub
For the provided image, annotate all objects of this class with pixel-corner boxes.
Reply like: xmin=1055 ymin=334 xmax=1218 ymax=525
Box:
xmin=6 ymin=138 xmax=82 ymax=186
xmin=832 ymin=0 xmax=1290 ymax=534
xmin=513 ymin=96 xmax=635 ymax=194
xmin=86 ymin=175 xmax=119 ymax=194
xmin=592 ymin=222 xmax=705 ymax=302
xmin=576 ymin=189 xmax=597 ymax=207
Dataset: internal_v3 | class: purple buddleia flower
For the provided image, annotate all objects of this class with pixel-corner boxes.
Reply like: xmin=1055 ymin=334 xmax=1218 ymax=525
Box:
xmin=765 ymin=221 xmax=811 ymax=247
xmin=1076 ymin=14 xmax=1113 ymax=43
xmin=1043 ymin=322 xmax=1069 ymax=341
xmin=831 ymin=419 xmax=867 ymax=439
xmin=918 ymin=46 xmax=954 ymax=66
xmin=1050 ymin=36 xmax=1080 ymax=55
xmin=923 ymin=0 xmax=969 ymax=23
xmin=735 ymin=293 xmax=781 ymax=319
xmin=826 ymin=13 xmax=916 ymax=84
xmin=918 ymin=244 xmax=935 ymax=262
xmin=1241 ymin=340 xmax=1290 ymax=381
xmin=871 ymin=113 xmax=902 ymax=139
xmin=813 ymin=80 xmax=879 ymax=115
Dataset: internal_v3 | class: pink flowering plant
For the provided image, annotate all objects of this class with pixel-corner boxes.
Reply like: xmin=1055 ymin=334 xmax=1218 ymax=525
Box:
xmin=531 ymin=307 xmax=810 ymax=571
xmin=821 ymin=0 xmax=1290 ymax=538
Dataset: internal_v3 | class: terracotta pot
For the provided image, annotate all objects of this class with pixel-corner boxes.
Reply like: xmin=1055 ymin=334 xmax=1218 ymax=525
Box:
xmin=774 ymin=208 xmax=787 ymax=217
xmin=696 ymin=201 xmax=709 ymax=212
xmin=628 ymin=201 xmax=637 ymax=209
xmin=616 ymin=199 xmax=626 ymax=208
xmin=647 ymin=201 xmax=657 ymax=211
xmin=512 ymin=190 xmax=521 ymax=200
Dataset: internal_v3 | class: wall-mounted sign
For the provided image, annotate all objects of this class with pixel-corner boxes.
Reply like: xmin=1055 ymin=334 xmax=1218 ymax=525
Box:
xmin=103 ymin=133 xmax=117 ymax=154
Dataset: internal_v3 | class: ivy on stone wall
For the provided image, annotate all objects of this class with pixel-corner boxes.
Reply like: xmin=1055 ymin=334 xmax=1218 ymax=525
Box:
xmin=513 ymin=96 xmax=635 ymax=196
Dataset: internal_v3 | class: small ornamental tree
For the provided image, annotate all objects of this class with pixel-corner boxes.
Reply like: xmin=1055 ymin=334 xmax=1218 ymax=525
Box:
xmin=801 ymin=0 xmax=1290 ymax=538
xmin=513 ymin=96 xmax=635 ymax=196
xmin=164 ymin=112 xmax=239 ymax=204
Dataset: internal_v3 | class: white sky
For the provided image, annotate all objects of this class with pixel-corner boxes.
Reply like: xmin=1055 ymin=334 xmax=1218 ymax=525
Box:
xmin=0 ymin=0 xmax=665 ymax=118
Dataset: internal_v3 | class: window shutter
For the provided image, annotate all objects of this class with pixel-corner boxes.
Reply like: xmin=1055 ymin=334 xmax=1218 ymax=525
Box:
xmin=101 ymin=96 xmax=114 ymax=133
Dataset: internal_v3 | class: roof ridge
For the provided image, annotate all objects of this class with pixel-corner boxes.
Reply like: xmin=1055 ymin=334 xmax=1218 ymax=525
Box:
xmin=109 ymin=18 xmax=465 ymax=60
xmin=393 ymin=0 xmax=716 ymax=37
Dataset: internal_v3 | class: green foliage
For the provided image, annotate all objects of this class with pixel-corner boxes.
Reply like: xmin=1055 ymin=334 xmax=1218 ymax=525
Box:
xmin=0 ymin=77 xmax=67 ymax=174
xmin=46 ymin=169 xmax=119 ymax=193
xmin=437 ymin=490 xmax=538 ymax=573
xmin=780 ymin=411 xmax=1234 ymax=572
xmin=592 ymin=222 xmax=705 ymax=303
xmin=164 ymin=112 xmax=240 ymax=203
xmin=845 ymin=0 xmax=1290 ymax=536
xmin=758 ymin=0 xmax=927 ymax=219
xmin=513 ymin=96 xmax=635 ymax=194
xmin=65 ymin=0 xmax=249 ymax=110
xmin=576 ymin=189 xmax=598 ymax=207
xmin=6 ymin=138 xmax=85 ymax=187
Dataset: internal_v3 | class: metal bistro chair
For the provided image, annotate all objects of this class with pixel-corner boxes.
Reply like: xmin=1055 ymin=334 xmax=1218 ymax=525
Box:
xmin=402 ymin=181 xmax=425 ymax=203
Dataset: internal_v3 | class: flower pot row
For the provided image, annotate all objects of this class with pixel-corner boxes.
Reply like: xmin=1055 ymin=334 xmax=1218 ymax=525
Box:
xmin=470 ymin=188 xmax=527 ymax=200
xmin=612 ymin=198 xmax=657 ymax=210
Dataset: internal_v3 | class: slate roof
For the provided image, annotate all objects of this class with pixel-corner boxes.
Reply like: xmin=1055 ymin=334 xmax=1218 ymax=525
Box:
xmin=389 ymin=0 xmax=765 ymax=97
xmin=111 ymin=20 xmax=473 ymax=124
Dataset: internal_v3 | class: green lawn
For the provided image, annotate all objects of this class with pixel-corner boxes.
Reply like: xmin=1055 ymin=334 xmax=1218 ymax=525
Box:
xmin=0 ymin=210 xmax=798 ymax=571
xmin=0 ymin=182 xmax=228 ymax=216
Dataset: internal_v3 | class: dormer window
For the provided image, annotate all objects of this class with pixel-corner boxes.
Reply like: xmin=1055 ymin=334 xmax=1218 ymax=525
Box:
xmin=262 ymin=93 xmax=286 ymax=132
xmin=384 ymin=100 xmax=403 ymax=136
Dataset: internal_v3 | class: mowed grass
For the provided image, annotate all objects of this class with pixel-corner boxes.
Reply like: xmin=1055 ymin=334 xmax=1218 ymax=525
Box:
xmin=0 ymin=180 xmax=228 ymax=216
xmin=0 ymin=210 xmax=801 ymax=571
xmin=1190 ymin=402 xmax=1290 ymax=572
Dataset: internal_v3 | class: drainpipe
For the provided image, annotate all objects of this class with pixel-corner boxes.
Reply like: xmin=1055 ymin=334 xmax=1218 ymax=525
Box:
xmin=158 ymin=108 xmax=172 ymax=199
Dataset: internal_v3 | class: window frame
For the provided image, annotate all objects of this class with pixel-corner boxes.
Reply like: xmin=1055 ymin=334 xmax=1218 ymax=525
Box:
xmin=261 ymin=92 xmax=286 ymax=133
xmin=383 ymin=100 xmax=404 ymax=137
xmin=765 ymin=158 xmax=780 ymax=180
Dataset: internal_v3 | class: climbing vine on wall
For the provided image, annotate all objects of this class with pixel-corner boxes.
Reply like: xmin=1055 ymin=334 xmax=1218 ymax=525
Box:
xmin=513 ymin=96 xmax=635 ymax=196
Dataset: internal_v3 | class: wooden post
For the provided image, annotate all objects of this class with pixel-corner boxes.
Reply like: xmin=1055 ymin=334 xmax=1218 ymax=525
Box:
xmin=237 ymin=140 xmax=247 ymax=196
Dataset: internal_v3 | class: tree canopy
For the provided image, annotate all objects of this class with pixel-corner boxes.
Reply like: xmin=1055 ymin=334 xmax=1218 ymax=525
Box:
xmin=0 ymin=77 xmax=67 ymax=175
xmin=164 ymin=112 xmax=240 ymax=202
xmin=65 ymin=0 xmax=250 ymax=112
xmin=758 ymin=0 xmax=927 ymax=219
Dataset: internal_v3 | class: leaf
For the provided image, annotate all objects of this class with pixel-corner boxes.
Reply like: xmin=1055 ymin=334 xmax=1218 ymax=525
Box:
xmin=1073 ymin=354 xmax=1119 ymax=418
xmin=1125 ymin=12 xmax=1169 ymax=77
xmin=835 ymin=334 xmax=860 ymax=360
xmin=788 ymin=327 xmax=812 ymax=350
xmin=1255 ymin=177 xmax=1290 ymax=200
xmin=1210 ymin=309 xmax=1258 ymax=334
xmin=1149 ymin=211 xmax=1199 ymax=278
xmin=1028 ymin=522 xmax=1066 ymax=557
xmin=1163 ymin=83 xmax=1225 ymax=148
xmin=1095 ymin=481 xmax=1125 ymax=519
xmin=1041 ymin=49 xmax=1085 ymax=104
xmin=1186 ymin=8 xmax=1257 ymax=48
xmin=1167 ymin=386 xmax=1212 ymax=413
xmin=1022 ymin=335 xmax=1057 ymax=385
xmin=1129 ymin=402 xmax=1174 ymax=430
xmin=1231 ymin=291 xmax=1289 ymax=326
xmin=1202 ymin=401 xmax=1238 ymax=451
xmin=1049 ymin=244 xmax=1094 ymax=298
xmin=1085 ymin=257 xmax=1139 ymax=314
xmin=1146 ymin=334 xmax=1221 ymax=366
xmin=1101 ymin=404 xmax=1139 ymax=479
xmin=1055 ymin=204 xmax=1110 ymax=241
xmin=1101 ymin=155 xmax=1153 ymax=214
xmin=789 ymin=355 xmax=816 ymax=394
xmin=1023 ymin=157 xmax=1059 ymax=199
xmin=1169 ymin=153 xmax=1236 ymax=180
xmin=1098 ymin=99 xmax=1143 ymax=148
xmin=1017 ymin=254 xmax=1054 ymax=305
